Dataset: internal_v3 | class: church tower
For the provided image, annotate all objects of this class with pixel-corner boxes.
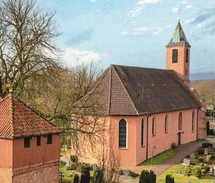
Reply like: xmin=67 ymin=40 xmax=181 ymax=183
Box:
xmin=166 ymin=21 xmax=190 ymax=86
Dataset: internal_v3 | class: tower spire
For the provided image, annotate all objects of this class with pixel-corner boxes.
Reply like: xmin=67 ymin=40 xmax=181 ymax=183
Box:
xmin=167 ymin=21 xmax=190 ymax=47
xmin=166 ymin=21 xmax=191 ymax=86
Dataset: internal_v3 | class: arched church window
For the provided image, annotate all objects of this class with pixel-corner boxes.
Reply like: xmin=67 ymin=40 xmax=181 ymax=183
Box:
xmin=192 ymin=111 xmax=195 ymax=132
xmin=165 ymin=115 xmax=168 ymax=134
xmin=178 ymin=112 xmax=182 ymax=130
xmin=119 ymin=119 xmax=127 ymax=148
xmin=141 ymin=119 xmax=144 ymax=146
xmin=152 ymin=117 xmax=156 ymax=136
xmin=172 ymin=49 xmax=178 ymax=63
xmin=186 ymin=49 xmax=189 ymax=63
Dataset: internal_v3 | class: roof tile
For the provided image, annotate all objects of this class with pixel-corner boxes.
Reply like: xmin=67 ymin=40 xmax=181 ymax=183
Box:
xmin=0 ymin=95 xmax=61 ymax=139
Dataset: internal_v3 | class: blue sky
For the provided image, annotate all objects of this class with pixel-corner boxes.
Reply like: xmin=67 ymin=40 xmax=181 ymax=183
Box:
xmin=37 ymin=0 xmax=215 ymax=73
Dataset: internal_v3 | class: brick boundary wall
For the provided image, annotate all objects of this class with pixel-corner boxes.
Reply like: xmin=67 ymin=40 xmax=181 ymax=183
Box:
xmin=12 ymin=161 xmax=59 ymax=183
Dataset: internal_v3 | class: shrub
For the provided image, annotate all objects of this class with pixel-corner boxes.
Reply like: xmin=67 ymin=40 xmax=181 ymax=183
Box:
xmin=183 ymin=165 xmax=192 ymax=176
xmin=93 ymin=169 xmax=104 ymax=183
xmin=128 ymin=170 xmax=139 ymax=178
xmin=70 ymin=155 xmax=78 ymax=163
xmin=77 ymin=163 xmax=92 ymax=171
xmin=139 ymin=170 xmax=156 ymax=183
xmin=118 ymin=169 xmax=124 ymax=175
xmin=139 ymin=170 xmax=150 ymax=183
xmin=60 ymin=160 xmax=67 ymax=166
xmin=192 ymin=165 xmax=202 ymax=179
xmin=197 ymin=148 xmax=204 ymax=155
xmin=73 ymin=174 xmax=79 ymax=183
xmin=70 ymin=162 xmax=77 ymax=170
xmin=165 ymin=174 xmax=174 ymax=183
xmin=80 ymin=169 xmax=90 ymax=183
xmin=202 ymin=143 xmax=213 ymax=148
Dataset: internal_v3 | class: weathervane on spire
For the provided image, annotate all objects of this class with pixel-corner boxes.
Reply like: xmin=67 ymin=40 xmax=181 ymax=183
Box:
xmin=177 ymin=8 xmax=181 ymax=22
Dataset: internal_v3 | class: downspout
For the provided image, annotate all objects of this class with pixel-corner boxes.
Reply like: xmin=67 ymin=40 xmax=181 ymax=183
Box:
xmin=196 ymin=109 xmax=199 ymax=140
xmin=146 ymin=115 xmax=150 ymax=160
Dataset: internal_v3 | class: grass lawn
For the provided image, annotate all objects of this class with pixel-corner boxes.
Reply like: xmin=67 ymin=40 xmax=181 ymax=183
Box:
xmin=157 ymin=164 xmax=214 ymax=183
xmin=60 ymin=166 xmax=75 ymax=182
xmin=139 ymin=148 xmax=176 ymax=166
xmin=207 ymin=135 xmax=215 ymax=138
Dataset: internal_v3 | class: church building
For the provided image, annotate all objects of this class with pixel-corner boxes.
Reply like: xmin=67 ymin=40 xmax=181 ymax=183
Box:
xmin=71 ymin=21 xmax=206 ymax=166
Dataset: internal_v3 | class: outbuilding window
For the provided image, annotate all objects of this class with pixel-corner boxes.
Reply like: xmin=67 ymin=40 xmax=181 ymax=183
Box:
xmin=37 ymin=136 xmax=41 ymax=146
xmin=47 ymin=134 xmax=52 ymax=144
xmin=24 ymin=137 xmax=31 ymax=148
xmin=119 ymin=119 xmax=127 ymax=148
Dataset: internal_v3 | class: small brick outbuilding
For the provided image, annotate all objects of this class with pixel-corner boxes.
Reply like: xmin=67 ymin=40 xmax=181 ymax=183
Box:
xmin=0 ymin=94 xmax=61 ymax=183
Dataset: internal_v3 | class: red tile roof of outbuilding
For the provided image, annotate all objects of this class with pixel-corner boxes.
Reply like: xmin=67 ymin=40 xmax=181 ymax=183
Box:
xmin=0 ymin=94 xmax=61 ymax=139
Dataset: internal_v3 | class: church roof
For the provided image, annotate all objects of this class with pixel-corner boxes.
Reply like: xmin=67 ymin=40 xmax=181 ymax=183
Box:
xmin=0 ymin=95 xmax=61 ymax=139
xmin=93 ymin=65 xmax=201 ymax=115
xmin=167 ymin=21 xmax=190 ymax=47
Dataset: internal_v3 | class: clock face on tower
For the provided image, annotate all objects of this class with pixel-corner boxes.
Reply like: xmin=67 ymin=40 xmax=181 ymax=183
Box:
xmin=172 ymin=49 xmax=178 ymax=63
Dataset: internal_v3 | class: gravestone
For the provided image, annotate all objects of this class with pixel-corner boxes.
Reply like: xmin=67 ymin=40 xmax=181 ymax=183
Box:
xmin=183 ymin=158 xmax=190 ymax=165
xmin=204 ymin=148 xmax=209 ymax=156
xmin=190 ymin=153 xmax=195 ymax=159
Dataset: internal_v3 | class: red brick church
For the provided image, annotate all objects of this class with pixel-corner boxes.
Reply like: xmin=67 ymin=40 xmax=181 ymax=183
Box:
xmin=71 ymin=21 xmax=206 ymax=166
xmin=0 ymin=94 xmax=61 ymax=182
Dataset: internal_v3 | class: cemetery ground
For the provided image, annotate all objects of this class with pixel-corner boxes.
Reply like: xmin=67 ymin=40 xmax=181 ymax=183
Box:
xmin=60 ymin=138 xmax=215 ymax=182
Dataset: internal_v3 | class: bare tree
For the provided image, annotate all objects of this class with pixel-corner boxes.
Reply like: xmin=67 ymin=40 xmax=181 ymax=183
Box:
xmin=0 ymin=0 xmax=59 ymax=97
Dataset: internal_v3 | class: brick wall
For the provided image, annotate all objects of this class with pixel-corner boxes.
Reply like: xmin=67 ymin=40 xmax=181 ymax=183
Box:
xmin=12 ymin=161 xmax=59 ymax=183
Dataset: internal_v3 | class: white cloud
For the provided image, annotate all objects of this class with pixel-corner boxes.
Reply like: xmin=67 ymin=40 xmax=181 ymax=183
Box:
xmin=132 ymin=27 xmax=151 ymax=35
xmin=185 ymin=18 xmax=194 ymax=24
xmin=61 ymin=48 xmax=101 ymax=67
xmin=121 ymin=26 xmax=151 ymax=36
xmin=90 ymin=0 xmax=96 ymax=2
xmin=166 ymin=24 xmax=173 ymax=28
xmin=129 ymin=0 xmax=162 ymax=17
xmin=121 ymin=31 xmax=129 ymax=36
xmin=153 ymin=28 xmax=163 ymax=35
xmin=172 ymin=7 xmax=181 ymax=14
xmin=179 ymin=0 xmax=187 ymax=4
xmin=186 ymin=4 xmax=198 ymax=10
xmin=121 ymin=26 xmax=165 ymax=36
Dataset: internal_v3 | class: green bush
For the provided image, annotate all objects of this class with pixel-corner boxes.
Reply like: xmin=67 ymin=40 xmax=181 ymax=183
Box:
xmin=73 ymin=173 xmax=79 ymax=183
xmin=80 ymin=169 xmax=90 ymax=183
xmin=70 ymin=162 xmax=77 ymax=170
xmin=128 ymin=170 xmax=139 ymax=178
xmin=165 ymin=174 xmax=174 ymax=183
xmin=202 ymin=142 xmax=213 ymax=148
xmin=118 ymin=169 xmax=124 ymax=175
xmin=77 ymin=163 xmax=92 ymax=171
xmin=93 ymin=169 xmax=104 ymax=183
xmin=70 ymin=155 xmax=78 ymax=163
xmin=192 ymin=165 xmax=202 ymax=179
xmin=183 ymin=165 xmax=192 ymax=176
xmin=139 ymin=170 xmax=156 ymax=183
xmin=199 ymin=163 xmax=209 ymax=175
